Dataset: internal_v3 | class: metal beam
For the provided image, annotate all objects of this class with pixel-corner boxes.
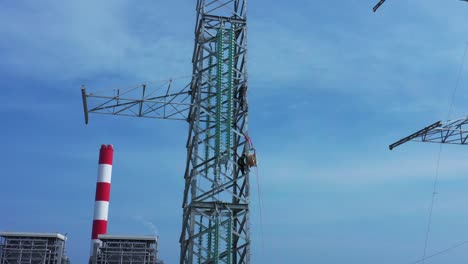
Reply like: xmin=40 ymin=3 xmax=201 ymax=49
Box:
xmin=373 ymin=0 xmax=386 ymax=12
xmin=81 ymin=86 xmax=89 ymax=125
xmin=389 ymin=121 xmax=441 ymax=150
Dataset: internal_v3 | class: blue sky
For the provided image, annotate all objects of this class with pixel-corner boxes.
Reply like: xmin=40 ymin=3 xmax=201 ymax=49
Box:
xmin=3 ymin=0 xmax=468 ymax=263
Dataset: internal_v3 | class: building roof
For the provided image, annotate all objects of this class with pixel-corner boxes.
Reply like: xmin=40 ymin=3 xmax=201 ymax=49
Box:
xmin=0 ymin=232 xmax=66 ymax=241
xmin=98 ymin=234 xmax=157 ymax=242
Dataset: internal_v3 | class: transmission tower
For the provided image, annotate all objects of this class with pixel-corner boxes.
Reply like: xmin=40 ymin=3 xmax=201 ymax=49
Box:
xmin=81 ymin=1 xmax=251 ymax=264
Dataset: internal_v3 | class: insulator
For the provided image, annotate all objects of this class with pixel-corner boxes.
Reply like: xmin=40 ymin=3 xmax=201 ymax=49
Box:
xmin=215 ymin=25 xmax=224 ymax=166
xmin=225 ymin=25 xmax=235 ymax=162
xmin=213 ymin=217 xmax=220 ymax=264
xmin=226 ymin=214 xmax=233 ymax=264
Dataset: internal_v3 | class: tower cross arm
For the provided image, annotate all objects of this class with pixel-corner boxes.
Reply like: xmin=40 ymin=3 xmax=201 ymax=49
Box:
xmin=373 ymin=0 xmax=468 ymax=12
xmin=389 ymin=117 xmax=468 ymax=150
xmin=373 ymin=0 xmax=387 ymax=12
xmin=81 ymin=80 xmax=192 ymax=124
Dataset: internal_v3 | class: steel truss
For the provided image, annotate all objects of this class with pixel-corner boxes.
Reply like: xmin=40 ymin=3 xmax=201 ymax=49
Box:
xmin=390 ymin=116 xmax=468 ymax=149
xmin=81 ymin=1 xmax=250 ymax=263
xmin=81 ymin=80 xmax=192 ymax=123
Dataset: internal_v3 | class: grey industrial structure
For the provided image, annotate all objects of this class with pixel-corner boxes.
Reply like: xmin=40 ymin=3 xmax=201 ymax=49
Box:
xmin=81 ymin=0 xmax=251 ymax=263
xmin=0 ymin=232 xmax=70 ymax=264
xmin=90 ymin=235 xmax=160 ymax=264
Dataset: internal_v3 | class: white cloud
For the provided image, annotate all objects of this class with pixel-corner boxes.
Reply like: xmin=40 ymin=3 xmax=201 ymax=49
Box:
xmin=0 ymin=1 xmax=192 ymax=82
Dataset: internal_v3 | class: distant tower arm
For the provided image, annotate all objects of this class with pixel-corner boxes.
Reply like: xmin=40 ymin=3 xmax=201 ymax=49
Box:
xmin=374 ymin=0 xmax=468 ymax=12
xmin=373 ymin=0 xmax=387 ymax=12
xmin=389 ymin=117 xmax=468 ymax=150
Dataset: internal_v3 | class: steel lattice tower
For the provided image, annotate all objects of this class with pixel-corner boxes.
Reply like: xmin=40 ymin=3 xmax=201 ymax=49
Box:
xmin=81 ymin=1 xmax=250 ymax=263
xmin=180 ymin=1 xmax=249 ymax=264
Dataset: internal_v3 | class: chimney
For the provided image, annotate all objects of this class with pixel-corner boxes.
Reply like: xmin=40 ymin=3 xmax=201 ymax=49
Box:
xmin=90 ymin=144 xmax=114 ymax=254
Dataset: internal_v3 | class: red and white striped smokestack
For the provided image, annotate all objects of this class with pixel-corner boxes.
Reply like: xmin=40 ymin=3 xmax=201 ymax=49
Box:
xmin=91 ymin=144 xmax=113 ymax=252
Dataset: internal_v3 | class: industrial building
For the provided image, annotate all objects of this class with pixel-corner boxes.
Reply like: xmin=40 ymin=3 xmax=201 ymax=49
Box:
xmin=0 ymin=232 xmax=70 ymax=264
xmin=91 ymin=235 xmax=161 ymax=264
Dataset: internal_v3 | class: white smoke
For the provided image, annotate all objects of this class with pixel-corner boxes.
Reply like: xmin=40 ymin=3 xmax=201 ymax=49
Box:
xmin=134 ymin=216 xmax=159 ymax=238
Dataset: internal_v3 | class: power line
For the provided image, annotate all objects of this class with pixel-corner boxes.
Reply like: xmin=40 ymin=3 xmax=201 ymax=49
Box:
xmin=421 ymin=144 xmax=441 ymax=264
xmin=446 ymin=42 xmax=468 ymax=120
xmin=411 ymin=240 xmax=468 ymax=264
xmin=420 ymin=42 xmax=468 ymax=264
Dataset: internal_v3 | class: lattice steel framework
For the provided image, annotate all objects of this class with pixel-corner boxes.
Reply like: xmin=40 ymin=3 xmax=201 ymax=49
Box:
xmin=0 ymin=233 xmax=69 ymax=264
xmin=372 ymin=0 xmax=468 ymax=12
xmin=81 ymin=1 xmax=250 ymax=263
xmin=389 ymin=116 xmax=468 ymax=149
xmin=92 ymin=235 xmax=158 ymax=264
